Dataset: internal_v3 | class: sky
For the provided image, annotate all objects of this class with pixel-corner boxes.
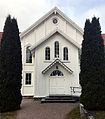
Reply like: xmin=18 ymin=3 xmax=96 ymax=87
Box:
xmin=0 ymin=0 xmax=105 ymax=33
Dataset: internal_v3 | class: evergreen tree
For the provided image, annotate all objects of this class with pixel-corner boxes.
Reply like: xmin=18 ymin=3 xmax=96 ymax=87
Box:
xmin=0 ymin=15 xmax=22 ymax=112
xmin=80 ymin=17 xmax=105 ymax=110
xmin=80 ymin=19 xmax=91 ymax=87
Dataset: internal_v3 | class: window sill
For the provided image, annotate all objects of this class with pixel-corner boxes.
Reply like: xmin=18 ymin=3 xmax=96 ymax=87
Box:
xmin=44 ymin=60 xmax=52 ymax=63
xmin=43 ymin=59 xmax=70 ymax=63
xmin=24 ymin=85 xmax=33 ymax=87
xmin=24 ymin=63 xmax=34 ymax=66
xmin=53 ymin=58 xmax=61 ymax=60
xmin=62 ymin=60 xmax=70 ymax=63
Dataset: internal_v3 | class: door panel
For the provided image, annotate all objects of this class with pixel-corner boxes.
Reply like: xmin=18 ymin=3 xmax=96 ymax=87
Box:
xmin=50 ymin=77 xmax=66 ymax=95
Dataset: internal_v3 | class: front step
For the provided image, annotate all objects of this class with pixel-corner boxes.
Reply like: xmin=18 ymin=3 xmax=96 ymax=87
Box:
xmin=41 ymin=99 xmax=76 ymax=103
xmin=41 ymin=95 xmax=79 ymax=103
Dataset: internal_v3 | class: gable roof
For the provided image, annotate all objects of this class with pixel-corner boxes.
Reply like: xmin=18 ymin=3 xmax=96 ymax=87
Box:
xmin=42 ymin=59 xmax=73 ymax=74
xmin=20 ymin=7 xmax=83 ymax=38
xmin=30 ymin=29 xmax=80 ymax=51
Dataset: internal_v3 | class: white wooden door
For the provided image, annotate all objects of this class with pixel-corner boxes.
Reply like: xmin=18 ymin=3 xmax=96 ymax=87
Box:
xmin=50 ymin=77 xmax=66 ymax=95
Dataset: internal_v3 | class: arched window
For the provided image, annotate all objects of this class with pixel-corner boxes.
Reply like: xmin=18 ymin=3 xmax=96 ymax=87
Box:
xmin=55 ymin=41 xmax=59 ymax=58
xmin=63 ymin=47 xmax=68 ymax=60
xmin=26 ymin=46 xmax=32 ymax=63
xmin=45 ymin=47 xmax=50 ymax=60
xmin=50 ymin=70 xmax=64 ymax=76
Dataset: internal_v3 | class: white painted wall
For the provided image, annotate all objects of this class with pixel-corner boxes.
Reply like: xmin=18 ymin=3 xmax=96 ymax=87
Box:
xmin=21 ymin=13 xmax=83 ymax=45
xmin=21 ymin=10 xmax=82 ymax=97
xmin=33 ymin=34 xmax=80 ymax=97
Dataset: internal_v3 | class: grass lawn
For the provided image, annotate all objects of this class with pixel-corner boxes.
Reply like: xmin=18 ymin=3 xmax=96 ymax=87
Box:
xmin=0 ymin=112 xmax=16 ymax=119
xmin=90 ymin=111 xmax=105 ymax=119
xmin=65 ymin=107 xmax=84 ymax=119
xmin=65 ymin=107 xmax=105 ymax=119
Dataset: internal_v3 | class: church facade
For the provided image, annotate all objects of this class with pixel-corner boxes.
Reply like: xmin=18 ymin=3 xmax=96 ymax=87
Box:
xmin=20 ymin=7 xmax=83 ymax=98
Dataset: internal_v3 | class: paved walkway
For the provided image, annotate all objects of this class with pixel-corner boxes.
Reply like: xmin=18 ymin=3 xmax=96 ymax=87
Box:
xmin=16 ymin=99 xmax=79 ymax=119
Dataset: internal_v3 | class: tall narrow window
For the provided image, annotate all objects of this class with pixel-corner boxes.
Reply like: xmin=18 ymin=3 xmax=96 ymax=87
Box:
xmin=63 ymin=47 xmax=68 ymax=60
xmin=55 ymin=41 xmax=59 ymax=58
xmin=26 ymin=46 xmax=32 ymax=63
xmin=45 ymin=47 xmax=50 ymax=60
xmin=25 ymin=73 xmax=31 ymax=85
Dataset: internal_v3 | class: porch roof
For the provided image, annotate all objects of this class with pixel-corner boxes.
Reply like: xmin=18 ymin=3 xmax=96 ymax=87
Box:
xmin=42 ymin=59 xmax=73 ymax=74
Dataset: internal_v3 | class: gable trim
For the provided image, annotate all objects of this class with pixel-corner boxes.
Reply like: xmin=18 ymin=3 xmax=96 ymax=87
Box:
xmin=30 ymin=29 xmax=80 ymax=51
xmin=20 ymin=7 xmax=83 ymax=39
xmin=42 ymin=59 xmax=73 ymax=74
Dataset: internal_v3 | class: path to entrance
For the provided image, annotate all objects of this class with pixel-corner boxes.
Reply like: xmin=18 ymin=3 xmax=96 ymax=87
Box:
xmin=16 ymin=99 xmax=79 ymax=119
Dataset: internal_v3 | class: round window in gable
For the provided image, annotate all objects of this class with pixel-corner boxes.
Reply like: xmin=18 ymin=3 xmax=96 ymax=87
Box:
xmin=53 ymin=18 xmax=58 ymax=24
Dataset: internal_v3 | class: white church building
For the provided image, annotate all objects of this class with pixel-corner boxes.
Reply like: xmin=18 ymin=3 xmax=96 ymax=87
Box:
xmin=20 ymin=7 xmax=83 ymax=98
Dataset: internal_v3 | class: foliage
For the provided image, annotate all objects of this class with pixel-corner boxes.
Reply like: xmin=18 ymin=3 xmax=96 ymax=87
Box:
xmin=0 ymin=15 xmax=22 ymax=112
xmin=65 ymin=107 xmax=85 ymax=119
xmin=80 ymin=17 xmax=105 ymax=110
xmin=0 ymin=112 xmax=16 ymax=119
xmin=65 ymin=107 xmax=105 ymax=119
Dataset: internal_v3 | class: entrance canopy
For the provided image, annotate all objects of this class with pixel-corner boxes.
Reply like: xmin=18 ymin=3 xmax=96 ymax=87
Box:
xmin=42 ymin=59 xmax=73 ymax=74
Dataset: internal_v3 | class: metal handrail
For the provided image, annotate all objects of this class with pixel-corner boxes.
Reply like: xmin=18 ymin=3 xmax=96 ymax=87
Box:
xmin=70 ymin=86 xmax=81 ymax=93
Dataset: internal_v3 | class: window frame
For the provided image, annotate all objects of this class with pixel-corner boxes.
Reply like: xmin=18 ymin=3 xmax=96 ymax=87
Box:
xmin=54 ymin=41 xmax=59 ymax=58
xmin=24 ymin=72 xmax=32 ymax=86
xmin=50 ymin=70 xmax=64 ymax=76
xmin=45 ymin=47 xmax=50 ymax=60
xmin=26 ymin=46 xmax=32 ymax=63
xmin=63 ymin=47 xmax=68 ymax=60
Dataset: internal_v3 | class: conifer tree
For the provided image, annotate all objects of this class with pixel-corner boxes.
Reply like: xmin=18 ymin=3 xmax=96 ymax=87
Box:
xmin=0 ymin=15 xmax=22 ymax=112
xmin=80 ymin=17 xmax=105 ymax=110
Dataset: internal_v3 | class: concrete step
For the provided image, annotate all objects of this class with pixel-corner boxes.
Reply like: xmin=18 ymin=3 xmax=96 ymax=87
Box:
xmin=46 ymin=95 xmax=79 ymax=100
xmin=41 ymin=98 xmax=76 ymax=103
xmin=41 ymin=95 xmax=80 ymax=103
xmin=45 ymin=97 xmax=74 ymax=100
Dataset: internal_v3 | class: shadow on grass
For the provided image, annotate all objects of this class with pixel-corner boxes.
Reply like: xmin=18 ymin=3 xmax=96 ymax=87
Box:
xmin=65 ymin=107 xmax=85 ymax=119
xmin=90 ymin=111 xmax=105 ymax=119
xmin=65 ymin=106 xmax=105 ymax=119
xmin=0 ymin=112 xmax=17 ymax=119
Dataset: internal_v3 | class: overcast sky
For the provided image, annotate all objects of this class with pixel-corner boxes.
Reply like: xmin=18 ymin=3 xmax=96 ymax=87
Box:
xmin=0 ymin=0 xmax=105 ymax=33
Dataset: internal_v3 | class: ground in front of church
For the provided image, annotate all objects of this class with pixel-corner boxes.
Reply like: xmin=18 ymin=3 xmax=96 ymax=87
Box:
xmin=0 ymin=98 xmax=79 ymax=119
